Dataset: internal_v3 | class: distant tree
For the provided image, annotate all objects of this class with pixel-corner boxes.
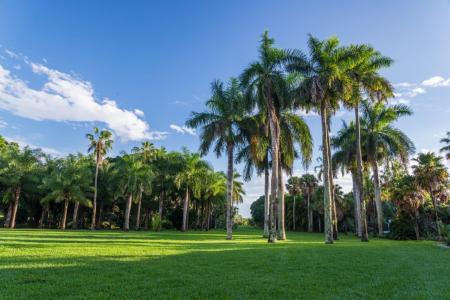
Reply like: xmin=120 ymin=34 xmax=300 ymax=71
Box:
xmin=286 ymin=176 xmax=302 ymax=231
xmin=412 ymin=152 xmax=449 ymax=239
xmin=86 ymin=127 xmax=113 ymax=229
xmin=440 ymin=132 xmax=450 ymax=160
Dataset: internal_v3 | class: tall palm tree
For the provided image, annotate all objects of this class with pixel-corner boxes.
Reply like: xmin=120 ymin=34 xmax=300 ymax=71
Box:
xmin=332 ymin=121 xmax=362 ymax=236
xmin=241 ymin=31 xmax=293 ymax=243
xmin=287 ymin=35 xmax=356 ymax=244
xmin=412 ymin=152 xmax=449 ymax=239
xmin=440 ymin=132 xmax=450 ymax=160
xmin=344 ymin=44 xmax=394 ymax=241
xmin=0 ymin=144 xmax=41 ymax=228
xmin=86 ymin=127 xmax=113 ymax=229
xmin=187 ymin=78 xmax=247 ymax=240
xmin=174 ymin=149 xmax=210 ymax=232
xmin=360 ymin=100 xmax=415 ymax=236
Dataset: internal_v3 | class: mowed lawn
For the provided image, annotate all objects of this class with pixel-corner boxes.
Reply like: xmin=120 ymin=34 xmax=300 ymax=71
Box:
xmin=0 ymin=228 xmax=449 ymax=299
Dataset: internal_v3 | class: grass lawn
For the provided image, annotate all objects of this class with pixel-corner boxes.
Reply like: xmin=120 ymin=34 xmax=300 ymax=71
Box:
xmin=0 ymin=228 xmax=449 ymax=299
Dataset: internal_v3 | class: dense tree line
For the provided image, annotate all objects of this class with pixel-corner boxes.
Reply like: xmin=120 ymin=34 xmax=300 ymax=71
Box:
xmin=1 ymin=31 xmax=449 ymax=245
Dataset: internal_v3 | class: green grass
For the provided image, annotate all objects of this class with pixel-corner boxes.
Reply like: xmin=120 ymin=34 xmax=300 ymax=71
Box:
xmin=0 ymin=228 xmax=449 ymax=299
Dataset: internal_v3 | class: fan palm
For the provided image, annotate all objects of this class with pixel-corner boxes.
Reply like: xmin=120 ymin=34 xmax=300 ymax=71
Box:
xmin=187 ymin=78 xmax=247 ymax=240
xmin=86 ymin=127 xmax=113 ymax=229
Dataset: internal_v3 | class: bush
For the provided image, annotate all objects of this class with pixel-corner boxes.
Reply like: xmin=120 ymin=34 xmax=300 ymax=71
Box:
xmin=439 ymin=222 xmax=450 ymax=246
xmin=388 ymin=213 xmax=418 ymax=240
xmin=151 ymin=214 xmax=162 ymax=232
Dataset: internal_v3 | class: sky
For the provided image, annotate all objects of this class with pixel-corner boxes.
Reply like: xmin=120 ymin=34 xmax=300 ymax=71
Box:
xmin=0 ymin=0 xmax=449 ymax=217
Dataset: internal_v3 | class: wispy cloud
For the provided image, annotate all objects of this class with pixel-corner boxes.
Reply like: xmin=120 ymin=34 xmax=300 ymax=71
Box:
xmin=0 ymin=50 xmax=160 ymax=141
xmin=170 ymin=124 xmax=196 ymax=135
xmin=393 ymin=75 xmax=450 ymax=104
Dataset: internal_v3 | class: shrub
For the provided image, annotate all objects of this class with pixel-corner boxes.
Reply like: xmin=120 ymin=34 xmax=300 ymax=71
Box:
xmin=151 ymin=214 xmax=162 ymax=232
xmin=388 ymin=213 xmax=418 ymax=240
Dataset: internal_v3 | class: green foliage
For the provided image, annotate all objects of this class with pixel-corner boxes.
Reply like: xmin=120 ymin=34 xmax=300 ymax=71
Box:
xmin=250 ymin=196 xmax=265 ymax=227
xmin=151 ymin=214 xmax=162 ymax=232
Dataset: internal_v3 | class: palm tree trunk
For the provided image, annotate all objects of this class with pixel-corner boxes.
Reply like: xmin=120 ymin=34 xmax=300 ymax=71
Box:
xmin=124 ymin=193 xmax=132 ymax=231
xmin=4 ymin=201 xmax=12 ymax=228
xmin=158 ymin=189 xmax=164 ymax=220
xmin=9 ymin=186 xmax=21 ymax=229
xmin=354 ymin=105 xmax=369 ymax=241
xmin=267 ymin=101 xmax=279 ymax=243
xmin=39 ymin=207 xmax=46 ymax=229
xmin=412 ymin=211 xmax=420 ymax=240
xmin=72 ymin=201 xmax=80 ymax=229
xmin=144 ymin=208 xmax=150 ymax=230
xmin=182 ymin=187 xmax=189 ymax=232
xmin=307 ymin=191 xmax=313 ymax=232
xmin=96 ymin=199 xmax=104 ymax=229
xmin=61 ymin=198 xmax=69 ymax=230
xmin=91 ymin=160 xmax=100 ymax=230
xmin=318 ymin=215 xmax=322 ymax=232
xmin=277 ymin=162 xmax=286 ymax=240
xmin=263 ymin=165 xmax=270 ymax=237
xmin=226 ymin=142 xmax=234 ymax=240
xmin=135 ymin=191 xmax=142 ymax=230
xmin=320 ymin=103 xmax=333 ymax=244
xmin=293 ymin=195 xmax=296 ymax=231
xmin=371 ymin=160 xmax=384 ymax=237
xmin=429 ymin=189 xmax=442 ymax=240
xmin=351 ymin=170 xmax=362 ymax=237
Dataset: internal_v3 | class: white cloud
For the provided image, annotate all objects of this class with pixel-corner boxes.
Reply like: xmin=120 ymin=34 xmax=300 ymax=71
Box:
xmin=147 ymin=131 xmax=169 ymax=140
xmin=421 ymin=76 xmax=450 ymax=87
xmin=133 ymin=109 xmax=144 ymax=117
xmin=0 ymin=119 xmax=6 ymax=128
xmin=170 ymin=124 xmax=196 ymax=136
xmin=4 ymin=49 xmax=18 ymax=58
xmin=0 ymin=58 xmax=155 ymax=141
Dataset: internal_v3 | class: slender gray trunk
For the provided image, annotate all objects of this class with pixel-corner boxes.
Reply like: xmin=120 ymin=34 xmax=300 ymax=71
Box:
xmin=267 ymin=88 xmax=278 ymax=243
xmin=321 ymin=103 xmax=333 ymax=243
xmin=351 ymin=170 xmax=362 ymax=237
xmin=72 ymin=202 xmax=80 ymax=229
xmin=318 ymin=215 xmax=322 ymax=232
xmin=61 ymin=198 xmax=69 ymax=230
xmin=277 ymin=162 xmax=286 ymax=240
xmin=4 ymin=201 xmax=12 ymax=228
xmin=39 ymin=207 xmax=46 ymax=228
xmin=263 ymin=165 xmax=270 ymax=237
xmin=355 ymin=105 xmax=368 ymax=241
xmin=307 ymin=190 xmax=313 ymax=232
xmin=135 ymin=191 xmax=142 ymax=230
xmin=158 ymin=190 xmax=164 ymax=220
xmin=9 ymin=186 xmax=21 ymax=229
xmin=293 ymin=195 xmax=296 ymax=231
xmin=372 ymin=160 xmax=384 ymax=237
xmin=226 ymin=142 xmax=234 ymax=240
xmin=182 ymin=187 xmax=189 ymax=231
xmin=124 ymin=193 xmax=132 ymax=231
xmin=91 ymin=160 xmax=100 ymax=230
xmin=429 ymin=190 xmax=441 ymax=240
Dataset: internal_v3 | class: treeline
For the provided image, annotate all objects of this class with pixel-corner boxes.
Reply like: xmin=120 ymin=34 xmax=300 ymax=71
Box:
xmin=0 ymin=133 xmax=245 ymax=231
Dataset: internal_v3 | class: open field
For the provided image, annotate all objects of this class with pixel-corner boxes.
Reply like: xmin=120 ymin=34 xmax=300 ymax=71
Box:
xmin=0 ymin=228 xmax=449 ymax=299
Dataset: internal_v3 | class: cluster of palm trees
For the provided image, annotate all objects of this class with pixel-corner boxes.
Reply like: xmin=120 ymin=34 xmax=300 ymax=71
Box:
xmin=0 ymin=132 xmax=245 ymax=231
xmin=188 ymin=31 xmax=407 ymax=243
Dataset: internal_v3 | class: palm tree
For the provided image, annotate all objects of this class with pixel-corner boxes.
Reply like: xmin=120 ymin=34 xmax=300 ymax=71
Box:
xmin=285 ymin=176 xmax=301 ymax=231
xmin=332 ymin=121 xmax=362 ymax=236
xmin=174 ymin=149 xmax=210 ymax=232
xmin=412 ymin=152 xmax=449 ymax=239
xmin=187 ymin=78 xmax=247 ymax=240
xmin=240 ymin=31 xmax=293 ymax=243
xmin=0 ymin=144 xmax=41 ymax=228
xmin=344 ymin=44 xmax=394 ymax=241
xmin=41 ymin=154 xmax=92 ymax=230
xmin=287 ymin=35 xmax=356 ymax=244
xmin=86 ymin=127 xmax=113 ymax=229
xmin=440 ymin=132 xmax=450 ymax=160
xmin=299 ymin=174 xmax=318 ymax=232
xmin=114 ymin=154 xmax=153 ymax=231
xmin=360 ymin=100 xmax=415 ymax=236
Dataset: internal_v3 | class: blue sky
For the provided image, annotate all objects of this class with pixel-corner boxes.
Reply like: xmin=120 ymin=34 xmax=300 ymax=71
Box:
xmin=0 ymin=0 xmax=449 ymax=216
